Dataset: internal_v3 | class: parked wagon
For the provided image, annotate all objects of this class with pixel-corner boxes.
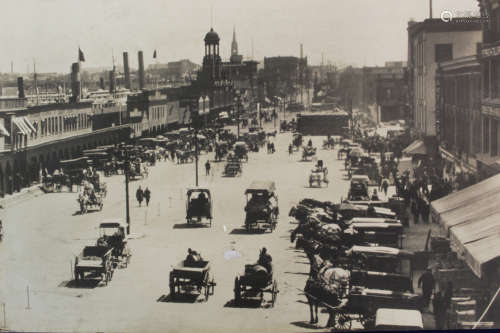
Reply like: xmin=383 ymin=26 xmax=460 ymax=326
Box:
xmin=169 ymin=256 xmax=216 ymax=301
xmin=74 ymin=246 xmax=113 ymax=285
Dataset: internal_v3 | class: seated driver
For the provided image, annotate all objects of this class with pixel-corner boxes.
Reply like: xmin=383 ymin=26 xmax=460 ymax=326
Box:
xmin=257 ymin=247 xmax=273 ymax=276
xmin=185 ymin=248 xmax=202 ymax=264
xmin=197 ymin=192 xmax=208 ymax=217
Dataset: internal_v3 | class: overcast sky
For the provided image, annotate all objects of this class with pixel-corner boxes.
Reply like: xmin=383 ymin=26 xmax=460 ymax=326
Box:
xmin=0 ymin=0 xmax=480 ymax=73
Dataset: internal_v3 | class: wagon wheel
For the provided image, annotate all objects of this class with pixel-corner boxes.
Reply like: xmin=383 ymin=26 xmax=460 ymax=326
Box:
xmin=169 ymin=272 xmax=176 ymax=299
xmin=271 ymin=280 xmax=278 ymax=307
xmin=334 ymin=312 xmax=352 ymax=331
xmin=74 ymin=268 xmax=79 ymax=281
xmin=359 ymin=313 xmax=375 ymax=329
xmin=234 ymin=277 xmax=241 ymax=304
xmin=204 ymin=273 xmax=210 ymax=301
xmin=210 ymin=277 xmax=215 ymax=295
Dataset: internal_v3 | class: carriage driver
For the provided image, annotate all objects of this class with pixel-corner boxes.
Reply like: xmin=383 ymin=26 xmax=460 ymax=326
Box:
xmin=258 ymin=247 xmax=273 ymax=276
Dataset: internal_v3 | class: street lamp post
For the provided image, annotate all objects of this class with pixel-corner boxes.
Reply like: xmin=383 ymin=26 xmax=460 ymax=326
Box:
xmin=234 ymin=93 xmax=240 ymax=139
xmin=124 ymin=155 xmax=131 ymax=235
xmin=194 ymin=129 xmax=199 ymax=187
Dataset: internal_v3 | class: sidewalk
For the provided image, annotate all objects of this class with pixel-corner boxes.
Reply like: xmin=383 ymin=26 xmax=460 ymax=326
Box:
xmin=0 ymin=184 xmax=45 ymax=209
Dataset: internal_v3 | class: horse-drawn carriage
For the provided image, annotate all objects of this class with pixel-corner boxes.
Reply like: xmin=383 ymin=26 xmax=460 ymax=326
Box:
xmin=169 ymin=252 xmax=216 ymax=301
xmin=234 ymin=257 xmax=278 ymax=306
xmin=74 ymin=246 xmax=114 ymax=285
xmin=322 ymin=136 xmax=336 ymax=150
xmin=77 ymin=191 xmax=103 ymax=214
xmin=302 ymin=146 xmax=317 ymax=161
xmin=325 ymin=286 xmax=421 ymax=330
xmin=223 ymin=155 xmax=242 ymax=177
xmin=128 ymin=161 xmax=148 ymax=180
xmin=233 ymin=141 xmax=249 ymax=162
xmin=186 ymin=188 xmax=213 ymax=226
xmin=347 ymin=175 xmax=369 ymax=201
xmin=176 ymin=149 xmax=194 ymax=164
xmin=292 ymin=133 xmax=303 ymax=151
xmin=309 ymin=161 xmax=329 ymax=188
xmin=96 ymin=220 xmax=131 ymax=267
xmin=244 ymin=181 xmax=279 ymax=232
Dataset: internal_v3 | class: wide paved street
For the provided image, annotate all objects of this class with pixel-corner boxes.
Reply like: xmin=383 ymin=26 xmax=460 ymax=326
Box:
xmin=1 ymin=126 xmax=353 ymax=333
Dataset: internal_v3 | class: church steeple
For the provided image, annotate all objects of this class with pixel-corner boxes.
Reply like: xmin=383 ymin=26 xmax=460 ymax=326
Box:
xmin=230 ymin=26 xmax=243 ymax=64
xmin=231 ymin=26 xmax=238 ymax=56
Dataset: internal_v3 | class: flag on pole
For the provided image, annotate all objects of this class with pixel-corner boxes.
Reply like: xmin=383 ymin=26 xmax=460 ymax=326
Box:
xmin=153 ymin=50 xmax=157 ymax=59
xmin=78 ymin=48 xmax=85 ymax=62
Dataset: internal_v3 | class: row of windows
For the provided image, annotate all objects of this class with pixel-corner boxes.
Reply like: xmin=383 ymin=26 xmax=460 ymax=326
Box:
xmin=34 ymin=113 xmax=91 ymax=139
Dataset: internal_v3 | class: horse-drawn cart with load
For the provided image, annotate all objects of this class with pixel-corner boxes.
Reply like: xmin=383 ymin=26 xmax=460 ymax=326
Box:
xmin=74 ymin=246 xmax=113 ymax=285
xmin=169 ymin=251 xmax=216 ymax=301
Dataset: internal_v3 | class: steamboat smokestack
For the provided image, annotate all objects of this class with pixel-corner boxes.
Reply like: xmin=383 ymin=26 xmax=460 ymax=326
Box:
xmin=17 ymin=77 xmax=25 ymax=98
xmin=109 ymin=70 xmax=116 ymax=94
xmin=99 ymin=77 xmax=105 ymax=90
xmin=123 ymin=52 xmax=131 ymax=89
xmin=138 ymin=50 xmax=145 ymax=90
xmin=70 ymin=62 xmax=81 ymax=102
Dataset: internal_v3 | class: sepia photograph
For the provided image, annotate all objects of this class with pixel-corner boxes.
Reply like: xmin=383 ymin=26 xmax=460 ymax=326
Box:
xmin=0 ymin=0 xmax=499 ymax=332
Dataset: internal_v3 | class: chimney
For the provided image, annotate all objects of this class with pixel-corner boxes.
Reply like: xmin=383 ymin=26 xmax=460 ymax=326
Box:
xmin=429 ymin=0 xmax=433 ymax=19
xmin=138 ymin=51 xmax=145 ymax=90
xmin=99 ymin=77 xmax=105 ymax=90
xmin=70 ymin=62 xmax=81 ymax=103
xmin=109 ymin=70 xmax=116 ymax=94
xmin=300 ymin=44 xmax=303 ymax=59
xmin=123 ymin=52 xmax=131 ymax=89
xmin=17 ymin=77 xmax=25 ymax=98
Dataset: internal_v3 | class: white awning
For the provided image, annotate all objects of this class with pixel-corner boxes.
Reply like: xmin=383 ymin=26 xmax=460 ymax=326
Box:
xmin=23 ymin=117 xmax=37 ymax=133
xmin=403 ymin=139 xmax=426 ymax=155
xmin=13 ymin=118 xmax=31 ymax=135
xmin=0 ymin=123 xmax=9 ymax=137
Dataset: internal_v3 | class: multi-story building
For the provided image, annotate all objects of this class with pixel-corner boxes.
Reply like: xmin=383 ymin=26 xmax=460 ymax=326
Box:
xmin=477 ymin=0 xmax=500 ymax=177
xmin=260 ymin=56 xmax=308 ymax=102
xmin=436 ymin=55 xmax=481 ymax=174
xmin=407 ymin=18 xmax=482 ymax=138
xmin=362 ymin=62 xmax=409 ymax=123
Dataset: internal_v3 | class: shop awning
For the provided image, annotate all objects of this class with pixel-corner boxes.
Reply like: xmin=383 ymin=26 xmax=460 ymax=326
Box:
xmin=0 ymin=123 xmax=9 ymax=137
xmin=462 ymin=235 xmax=500 ymax=278
xmin=23 ymin=117 xmax=37 ymax=133
xmin=402 ymin=139 xmax=426 ymax=155
xmin=13 ymin=117 xmax=31 ymax=135
xmin=430 ymin=173 xmax=500 ymax=225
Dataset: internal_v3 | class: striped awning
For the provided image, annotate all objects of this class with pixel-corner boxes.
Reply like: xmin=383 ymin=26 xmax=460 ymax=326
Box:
xmin=13 ymin=118 xmax=31 ymax=135
xmin=22 ymin=117 xmax=37 ymax=133
xmin=0 ymin=123 xmax=9 ymax=137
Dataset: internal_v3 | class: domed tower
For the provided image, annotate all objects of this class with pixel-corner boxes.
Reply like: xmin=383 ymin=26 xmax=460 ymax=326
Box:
xmin=202 ymin=27 xmax=222 ymax=82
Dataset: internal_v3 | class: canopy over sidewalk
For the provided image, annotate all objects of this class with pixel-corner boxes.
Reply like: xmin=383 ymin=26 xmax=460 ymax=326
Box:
xmin=430 ymin=173 xmax=500 ymax=278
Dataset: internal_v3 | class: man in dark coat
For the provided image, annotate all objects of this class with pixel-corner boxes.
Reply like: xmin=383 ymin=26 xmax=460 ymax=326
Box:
xmin=144 ymin=187 xmax=151 ymax=207
xmin=418 ymin=268 xmax=435 ymax=308
xmin=136 ymin=186 xmax=144 ymax=207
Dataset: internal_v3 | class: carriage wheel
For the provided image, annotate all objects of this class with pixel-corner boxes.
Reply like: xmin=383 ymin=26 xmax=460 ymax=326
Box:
xmin=204 ymin=274 xmax=210 ymax=301
xmin=271 ymin=280 xmax=278 ymax=307
xmin=334 ymin=312 xmax=352 ymax=331
xmin=74 ymin=269 xmax=79 ymax=281
xmin=169 ymin=272 xmax=176 ymax=299
xmin=234 ymin=277 xmax=241 ymax=304
xmin=359 ymin=313 xmax=375 ymax=329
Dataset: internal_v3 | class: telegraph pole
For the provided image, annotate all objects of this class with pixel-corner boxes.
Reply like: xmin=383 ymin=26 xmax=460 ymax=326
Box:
xmin=125 ymin=155 xmax=131 ymax=234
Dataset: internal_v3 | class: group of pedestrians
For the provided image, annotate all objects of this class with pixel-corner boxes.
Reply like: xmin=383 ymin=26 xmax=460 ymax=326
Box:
xmin=418 ymin=268 xmax=454 ymax=329
xmin=136 ymin=186 xmax=151 ymax=207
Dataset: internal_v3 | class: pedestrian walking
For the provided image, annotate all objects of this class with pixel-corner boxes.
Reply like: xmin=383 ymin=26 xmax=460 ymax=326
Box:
xmin=205 ymin=160 xmax=211 ymax=176
xmin=418 ymin=268 xmax=435 ymax=309
xmin=144 ymin=187 xmax=151 ymax=207
xmin=136 ymin=186 xmax=144 ymax=207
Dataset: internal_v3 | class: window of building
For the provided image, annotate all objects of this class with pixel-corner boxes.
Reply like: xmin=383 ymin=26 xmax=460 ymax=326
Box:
xmin=484 ymin=117 xmax=490 ymax=153
xmin=435 ymin=44 xmax=453 ymax=63
xmin=493 ymin=119 xmax=499 ymax=156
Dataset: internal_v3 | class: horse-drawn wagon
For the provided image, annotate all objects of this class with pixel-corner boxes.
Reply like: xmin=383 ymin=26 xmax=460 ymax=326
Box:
xmin=244 ymin=181 xmax=279 ymax=232
xmin=302 ymin=146 xmax=317 ymax=161
xmin=169 ymin=253 xmax=216 ymax=301
xmin=74 ymin=246 xmax=113 ymax=285
xmin=186 ymin=188 xmax=213 ymax=226
xmin=96 ymin=220 xmax=131 ymax=267
xmin=234 ymin=263 xmax=278 ymax=306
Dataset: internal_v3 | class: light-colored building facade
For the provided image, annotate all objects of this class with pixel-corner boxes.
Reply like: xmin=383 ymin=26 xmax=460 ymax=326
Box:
xmin=407 ymin=19 xmax=482 ymax=137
